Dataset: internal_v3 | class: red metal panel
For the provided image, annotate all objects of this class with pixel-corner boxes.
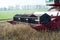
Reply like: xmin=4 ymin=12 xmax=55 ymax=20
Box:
xmin=32 ymin=16 xmax=60 ymax=30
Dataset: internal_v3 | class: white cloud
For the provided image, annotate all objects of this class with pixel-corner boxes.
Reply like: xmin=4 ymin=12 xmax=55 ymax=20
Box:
xmin=0 ymin=0 xmax=46 ymax=7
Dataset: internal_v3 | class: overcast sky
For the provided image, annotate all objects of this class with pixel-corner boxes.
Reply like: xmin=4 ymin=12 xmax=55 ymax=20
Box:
xmin=0 ymin=0 xmax=46 ymax=8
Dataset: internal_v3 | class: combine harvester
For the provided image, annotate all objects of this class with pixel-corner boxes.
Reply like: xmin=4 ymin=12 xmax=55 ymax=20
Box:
xmin=8 ymin=0 xmax=60 ymax=31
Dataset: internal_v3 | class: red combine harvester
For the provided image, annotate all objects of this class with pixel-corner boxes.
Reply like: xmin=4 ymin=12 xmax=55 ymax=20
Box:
xmin=31 ymin=0 xmax=60 ymax=31
xmin=8 ymin=0 xmax=60 ymax=31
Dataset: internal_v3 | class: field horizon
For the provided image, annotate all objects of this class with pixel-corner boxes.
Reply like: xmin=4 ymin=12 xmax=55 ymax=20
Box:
xmin=0 ymin=9 xmax=48 ymax=19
